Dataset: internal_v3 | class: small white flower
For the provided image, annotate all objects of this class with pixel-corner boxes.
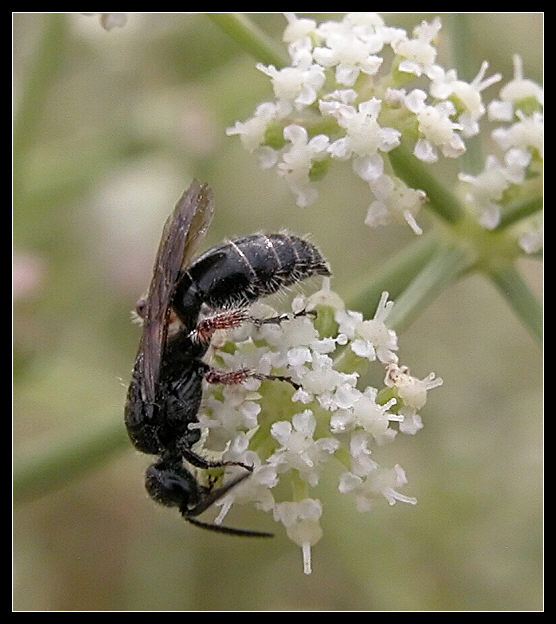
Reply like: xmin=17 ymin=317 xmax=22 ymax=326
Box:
xmin=488 ymin=55 xmax=543 ymax=121
xmin=283 ymin=12 xmax=318 ymax=44
xmin=518 ymin=225 xmax=543 ymax=254
xmin=311 ymin=336 xmax=339 ymax=354
xmin=347 ymin=430 xmax=379 ymax=476
xmin=198 ymin=388 xmax=261 ymax=451
xmin=408 ymin=93 xmax=466 ymax=160
xmin=226 ymin=102 xmax=281 ymax=152
xmin=257 ymin=62 xmax=326 ymax=109
xmin=352 ymin=388 xmax=398 ymax=445
xmin=459 ymin=82 xmax=541 ymax=230
xmin=339 ymin=464 xmax=417 ymax=511
xmin=332 ymin=308 xmax=362 ymax=339
xmin=322 ymin=98 xmax=401 ymax=167
xmin=276 ymin=124 xmax=330 ymax=207
xmin=398 ymin=407 xmax=424 ymax=435
xmin=384 ymin=362 xmax=443 ymax=410
xmin=292 ymin=351 xmax=357 ymax=407
xmin=215 ymin=445 xmax=278 ymax=523
xmin=428 ymin=61 xmax=501 ymax=136
xmin=273 ymin=498 xmax=323 ymax=574
xmin=287 ymin=345 xmax=312 ymax=367
xmin=342 ymin=12 xmax=392 ymax=51
xmin=269 ymin=410 xmax=339 ymax=486
xmin=330 ymin=389 xmax=400 ymax=450
xmin=492 ymin=111 xmax=544 ymax=159
xmin=366 ymin=176 xmax=427 ymax=235
xmin=392 ymin=17 xmax=441 ymax=77
xmin=259 ymin=306 xmax=319 ymax=350
xmin=216 ymin=342 xmax=273 ymax=377
xmin=335 ymin=292 xmax=399 ymax=362
xmin=488 ymin=99 xmax=514 ymax=123
xmin=458 ymin=155 xmax=511 ymax=229
xmin=313 ymin=27 xmax=383 ymax=86
xmin=333 ymin=382 xmax=362 ymax=410
xmin=320 ymin=88 xmax=358 ymax=110
xmin=503 ymin=147 xmax=532 ymax=185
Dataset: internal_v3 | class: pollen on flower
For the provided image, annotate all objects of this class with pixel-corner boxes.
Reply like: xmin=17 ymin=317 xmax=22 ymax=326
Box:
xmin=384 ymin=362 xmax=443 ymax=410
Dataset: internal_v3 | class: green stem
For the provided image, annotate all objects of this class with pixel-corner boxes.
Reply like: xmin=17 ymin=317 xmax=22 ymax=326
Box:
xmin=346 ymin=231 xmax=439 ymax=317
xmin=206 ymin=13 xmax=288 ymax=68
xmin=14 ymin=420 xmax=129 ymax=503
xmin=14 ymin=13 xmax=69 ymax=217
xmin=448 ymin=14 xmax=474 ymax=82
xmin=388 ymin=144 xmax=465 ymax=224
xmin=290 ymin=473 xmax=310 ymax=502
xmin=486 ymin=262 xmax=542 ymax=342
xmin=386 ymin=244 xmax=471 ymax=332
xmin=495 ymin=195 xmax=543 ymax=231
xmin=447 ymin=13 xmax=484 ymax=174
xmin=14 ymin=13 xmax=68 ymax=160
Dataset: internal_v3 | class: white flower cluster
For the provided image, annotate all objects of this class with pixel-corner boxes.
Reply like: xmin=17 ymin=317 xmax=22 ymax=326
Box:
xmin=227 ymin=13 xmax=507 ymax=234
xmin=194 ymin=286 xmax=442 ymax=574
xmin=458 ymin=55 xmax=543 ymax=246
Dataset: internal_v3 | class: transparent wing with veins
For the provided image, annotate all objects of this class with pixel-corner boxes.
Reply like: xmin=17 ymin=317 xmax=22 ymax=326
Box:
xmin=135 ymin=180 xmax=214 ymax=403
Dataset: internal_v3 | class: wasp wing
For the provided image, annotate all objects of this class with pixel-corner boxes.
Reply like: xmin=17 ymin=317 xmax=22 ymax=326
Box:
xmin=136 ymin=180 xmax=214 ymax=403
xmin=181 ymin=183 xmax=215 ymax=269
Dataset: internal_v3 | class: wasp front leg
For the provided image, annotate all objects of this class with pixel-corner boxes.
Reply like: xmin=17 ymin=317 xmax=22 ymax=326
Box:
xmin=190 ymin=306 xmax=316 ymax=343
xmin=189 ymin=309 xmax=251 ymax=343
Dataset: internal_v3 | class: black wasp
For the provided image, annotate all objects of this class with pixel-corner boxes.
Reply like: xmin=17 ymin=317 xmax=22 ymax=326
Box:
xmin=125 ymin=180 xmax=330 ymax=536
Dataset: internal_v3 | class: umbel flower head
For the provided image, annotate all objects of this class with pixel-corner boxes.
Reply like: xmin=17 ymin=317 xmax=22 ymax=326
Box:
xmin=227 ymin=13 xmax=543 ymax=248
xmin=193 ymin=284 xmax=442 ymax=574
xmin=460 ymin=54 xmax=543 ymax=235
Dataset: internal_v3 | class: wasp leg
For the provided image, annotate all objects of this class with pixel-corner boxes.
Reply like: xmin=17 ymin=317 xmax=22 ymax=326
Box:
xmin=185 ymin=516 xmax=273 ymax=537
xmin=177 ymin=446 xmax=254 ymax=473
xmin=248 ymin=307 xmax=317 ymax=327
xmin=204 ymin=367 xmax=300 ymax=390
xmin=189 ymin=307 xmax=317 ymax=342
xmin=189 ymin=309 xmax=250 ymax=342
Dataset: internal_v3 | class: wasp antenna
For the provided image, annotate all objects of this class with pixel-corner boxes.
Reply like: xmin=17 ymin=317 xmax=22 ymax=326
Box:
xmin=185 ymin=516 xmax=273 ymax=538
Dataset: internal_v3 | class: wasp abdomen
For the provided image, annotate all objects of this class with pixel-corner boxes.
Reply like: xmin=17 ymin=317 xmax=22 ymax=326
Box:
xmin=173 ymin=233 xmax=330 ymax=327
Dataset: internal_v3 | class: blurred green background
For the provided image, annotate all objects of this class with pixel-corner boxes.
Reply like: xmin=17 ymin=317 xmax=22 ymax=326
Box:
xmin=13 ymin=13 xmax=542 ymax=611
